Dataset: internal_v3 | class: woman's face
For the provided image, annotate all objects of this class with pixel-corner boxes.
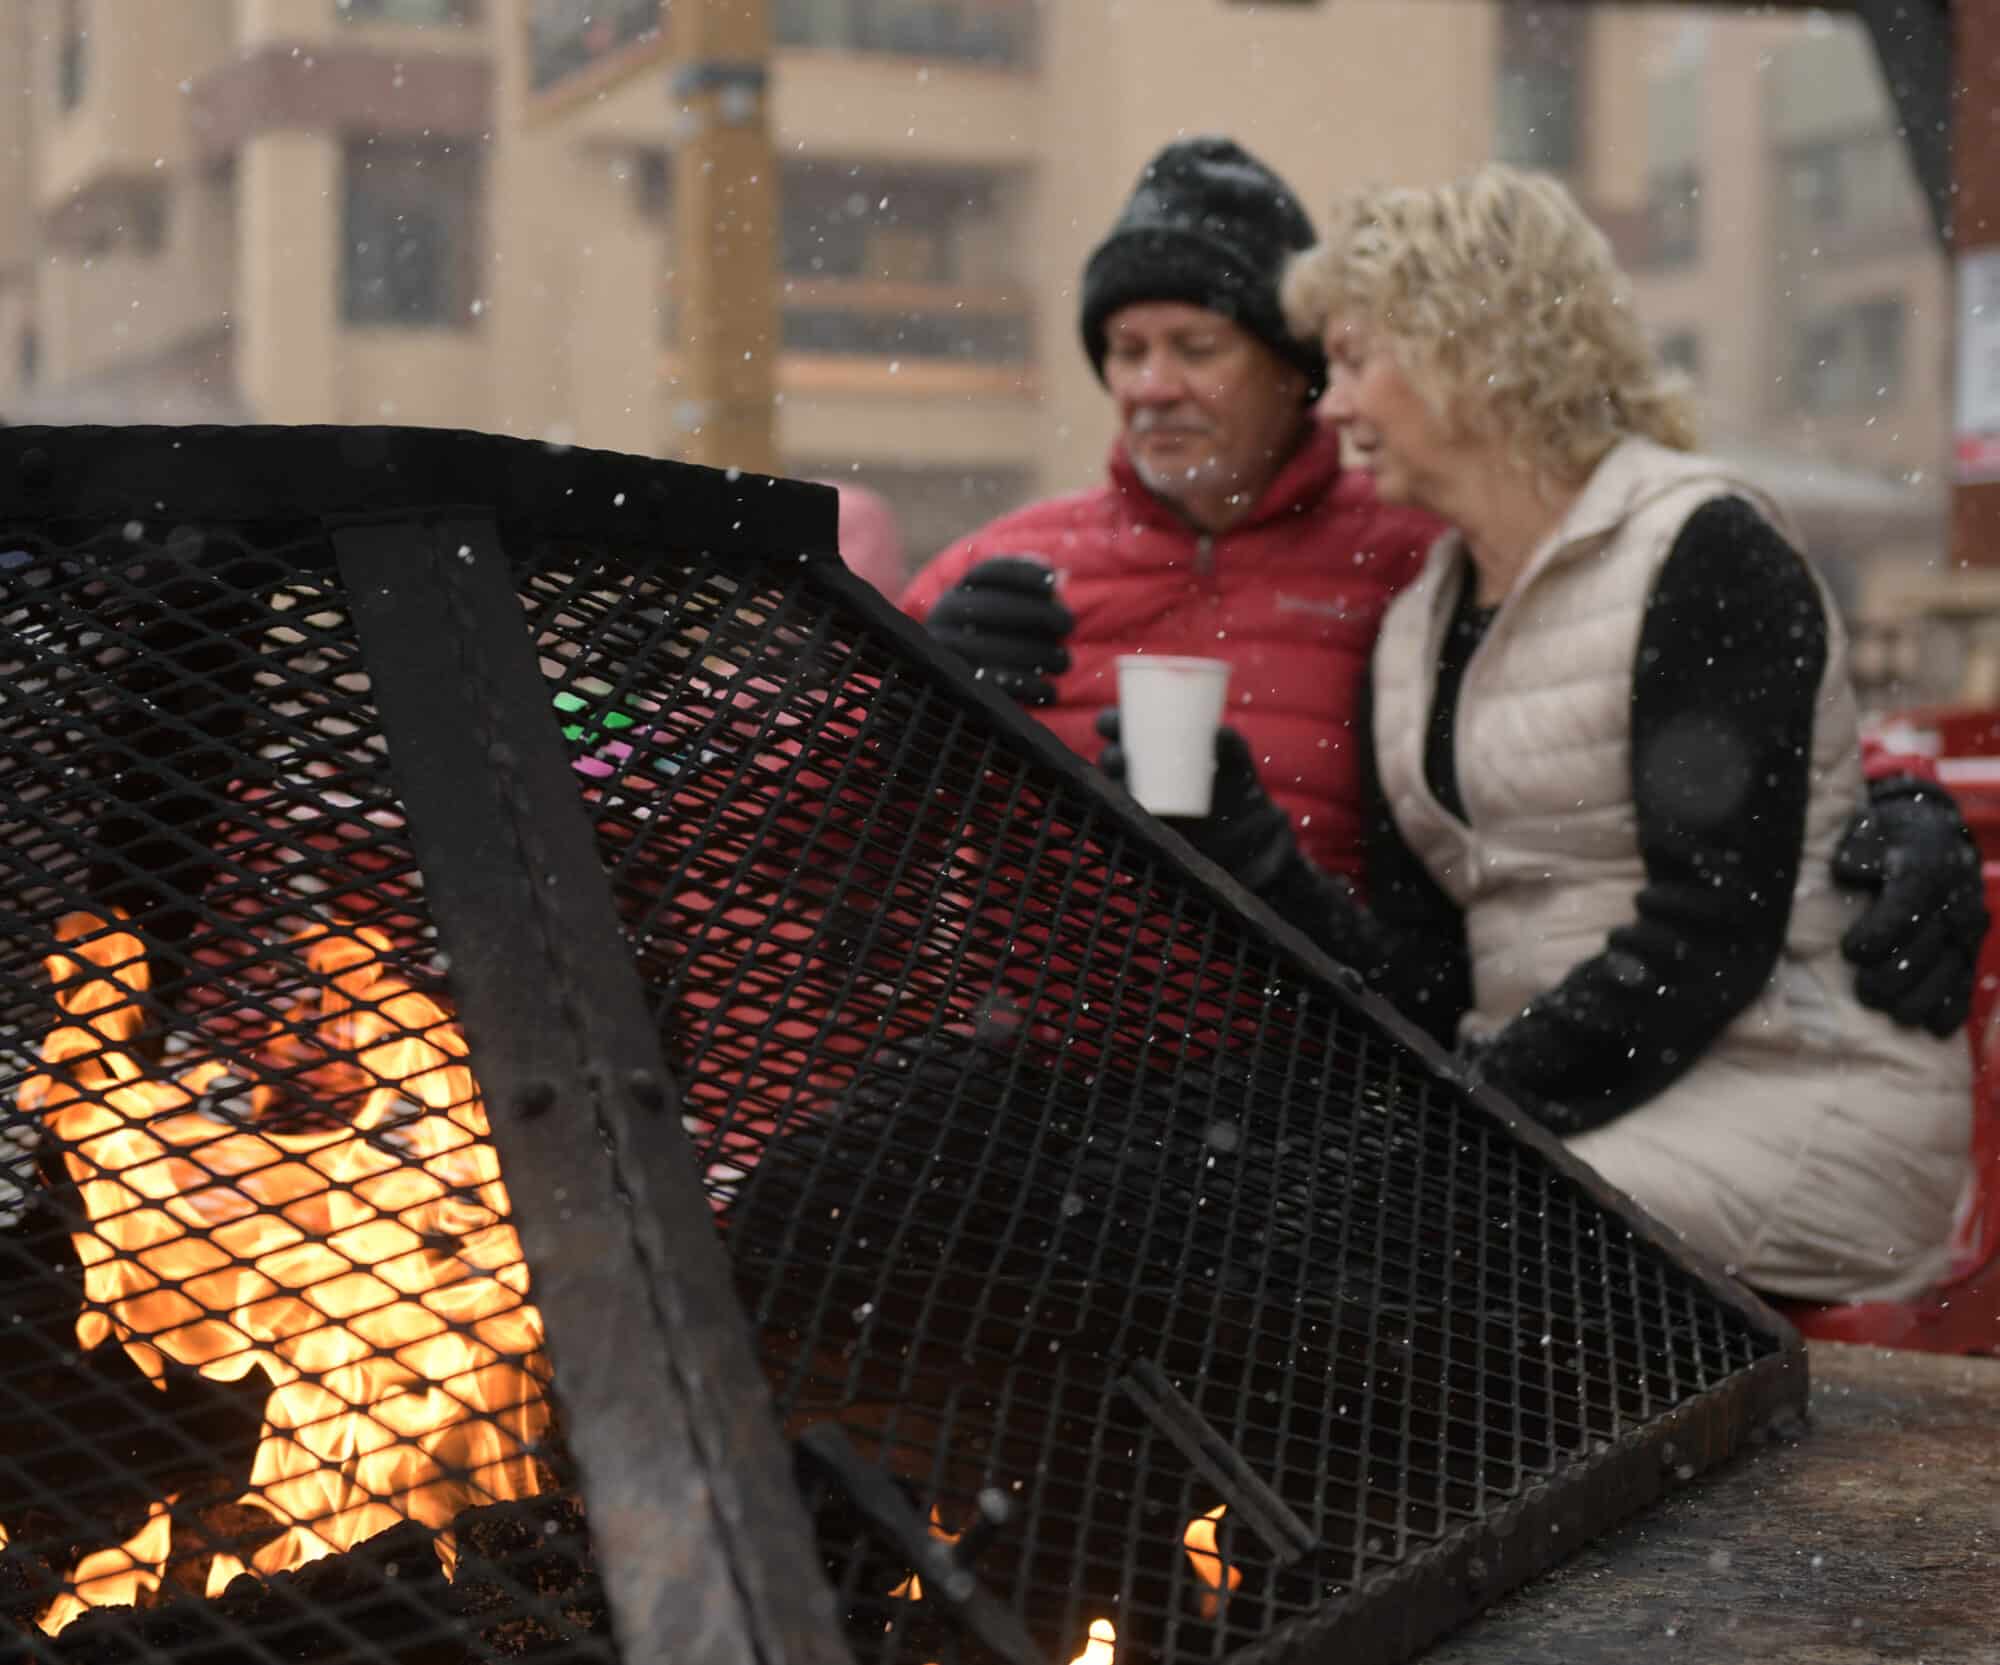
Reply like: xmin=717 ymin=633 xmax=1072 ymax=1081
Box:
xmin=1319 ymin=317 xmax=1461 ymax=512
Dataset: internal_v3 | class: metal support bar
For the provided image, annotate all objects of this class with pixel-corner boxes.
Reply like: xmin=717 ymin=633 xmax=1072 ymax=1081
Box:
xmin=335 ymin=513 xmax=851 ymax=1665
xmin=1118 ymin=1358 xmax=1319 ymax=1570
xmin=1855 ymin=0 xmax=1952 ymax=245
xmin=665 ymin=0 xmax=778 ymax=473
xmin=793 ymin=1424 xmax=1048 ymax=1665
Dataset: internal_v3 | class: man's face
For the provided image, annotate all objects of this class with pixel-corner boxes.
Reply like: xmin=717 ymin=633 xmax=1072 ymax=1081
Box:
xmin=1102 ymin=301 xmax=1308 ymax=527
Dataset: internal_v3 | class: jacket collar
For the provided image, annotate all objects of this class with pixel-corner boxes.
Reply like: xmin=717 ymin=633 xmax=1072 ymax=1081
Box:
xmin=1106 ymin=418 xmax=1352 ymax=536
xmin=1427 ymin=435 xmax=1791 ymax=608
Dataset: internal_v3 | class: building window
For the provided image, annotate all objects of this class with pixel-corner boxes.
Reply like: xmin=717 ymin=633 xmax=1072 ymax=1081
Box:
xmin=57 ymin=0 xmax=87 ymax=112
xmin=634 ymin=151 xmax=670 ymax=221
xmin=528 ymin=0 xmax=661 ymax=90
xmin=1791 ymin=297 xmax=1906 ymax=411
xmin=338 ymin=0 xmax=477 ymax=21
xmin=1787 ymin=143 xmax=1845 ymax=229
xmin=773 ymin=162 xmax=1026 ymax=362
xmin=342 ymin=142 xmax=479 ymax=328
xmin=1493 ymin=2 xmax=1582 ymax=173
xmin=774 ymin=0 xmax=1033 ymax=67
xmin=1779 ymin=132 xmax=1927 ymax=254
xmin=1794 ymin=316 xmax=1848 ymax=410
xmin=780 ymin=163 xmax=1015 ymax=285
xmin=1855 ymin=297 xmax=1905 ymax=399
xmin=780 ymin=304 xmax=1028 ymax=363
xmin=1644 ymin=166 xmax=1700 ymax=268
xmin=128 ymin=184 xmax=169 ymax=256
xmin=46 ymin=181 xmax=169 ymax=260
xmin=1658 ymin=329 xmax=1701 ymax=384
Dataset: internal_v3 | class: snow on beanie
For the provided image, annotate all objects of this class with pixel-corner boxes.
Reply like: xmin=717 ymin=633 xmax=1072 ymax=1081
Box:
xmin=1079 ymin=136 xmax=1327 ymax=399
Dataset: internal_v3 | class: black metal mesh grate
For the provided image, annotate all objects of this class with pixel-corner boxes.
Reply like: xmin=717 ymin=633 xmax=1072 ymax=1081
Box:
xmin=0 ymin=519 xmax=612 ymax=1662
xmin=0 ymin=428 xmax=1802 ymax=1665
xmin=521 ymin=543 xmax=1792 ymax=1664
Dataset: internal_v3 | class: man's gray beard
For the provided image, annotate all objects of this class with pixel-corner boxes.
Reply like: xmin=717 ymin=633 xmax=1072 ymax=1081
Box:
xmin=1129 ymin=450 xmax=1219 ymax=503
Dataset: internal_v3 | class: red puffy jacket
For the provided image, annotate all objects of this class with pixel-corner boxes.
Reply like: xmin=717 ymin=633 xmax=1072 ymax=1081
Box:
xmin=899 ymin=422 xmax=1441 ymax=884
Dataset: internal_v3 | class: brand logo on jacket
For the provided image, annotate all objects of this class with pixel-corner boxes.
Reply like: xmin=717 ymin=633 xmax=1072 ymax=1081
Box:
xmin=1275 ymin=593 xmax=1360 ymax=621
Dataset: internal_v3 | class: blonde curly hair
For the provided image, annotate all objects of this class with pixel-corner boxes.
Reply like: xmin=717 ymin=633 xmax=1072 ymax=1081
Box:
xmin=1281 ymin=165 xmax=1696 ymax=483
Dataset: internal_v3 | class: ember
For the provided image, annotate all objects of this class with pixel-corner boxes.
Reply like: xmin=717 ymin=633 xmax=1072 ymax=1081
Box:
xmin=17 ymin=912 xmax=552 ymax=1631
xmin=1183 ymin=1506 xmax=1238 ymax=1619
xmin=36 ymin=1501 xmax=173 ymax=1636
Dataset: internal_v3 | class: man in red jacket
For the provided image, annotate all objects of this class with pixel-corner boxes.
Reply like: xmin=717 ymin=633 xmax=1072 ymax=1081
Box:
xmin=901 ymin=134 xmax=1987 ymax=1037
xmin=901 ymin=137 xmax=1426 ymax=886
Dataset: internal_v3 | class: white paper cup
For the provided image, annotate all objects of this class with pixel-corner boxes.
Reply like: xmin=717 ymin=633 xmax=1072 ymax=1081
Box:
xmin=1115 ymin=655 xmax=1232 ymax=817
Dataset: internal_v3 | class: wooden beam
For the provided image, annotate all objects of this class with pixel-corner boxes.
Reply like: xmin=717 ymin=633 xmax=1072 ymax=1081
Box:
xmin=664 ymin=0 xmax=778 ymax=476
xmin=1855 ymin=0 xmax=1952 ymax=243
xmin=1952 ymin=0 xmax=2000 ymax=566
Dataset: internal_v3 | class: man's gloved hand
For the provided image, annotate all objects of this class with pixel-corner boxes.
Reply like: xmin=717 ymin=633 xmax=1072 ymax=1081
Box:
xmin=1834 ymin=776 xmax=1989 ymax=1037
xmin=1095 ymin=710 xmax=1299 ymax=892
xmin=1097 ymin=710 xmax=1397 ymax=989
xmin=926 ymin=556 xmax=1074 ymax=706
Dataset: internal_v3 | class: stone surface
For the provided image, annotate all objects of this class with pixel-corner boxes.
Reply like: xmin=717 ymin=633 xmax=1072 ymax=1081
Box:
xmin=1428 ymin=1341 xmax=2000 ymax=1663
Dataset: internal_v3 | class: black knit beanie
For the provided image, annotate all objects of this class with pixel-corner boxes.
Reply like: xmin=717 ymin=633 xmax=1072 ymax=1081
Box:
xmin=1080 ymin=136 xmax=1327 ymax=399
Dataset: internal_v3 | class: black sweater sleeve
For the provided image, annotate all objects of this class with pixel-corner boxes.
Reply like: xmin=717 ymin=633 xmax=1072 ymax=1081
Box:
xmin=1351 ymin=677 xmax=1474 ymax=1044
xmin=1473 ymin=496 xmax=1828 ymax=1134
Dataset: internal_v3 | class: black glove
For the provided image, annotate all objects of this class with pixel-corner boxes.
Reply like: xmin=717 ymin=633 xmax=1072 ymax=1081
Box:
xmin=1833 ymin=776 xmax=1988 ymax=1037
xmin=926 ymin=556 xmax=1074 ymax=706
xmin=1093 ymin=706 xmax=1385 ymax=966
xmin=1454 ymin=1033 xmax=1518 ymax=1106
xmin=1095 ymin=709 xmax=1299 ymax=891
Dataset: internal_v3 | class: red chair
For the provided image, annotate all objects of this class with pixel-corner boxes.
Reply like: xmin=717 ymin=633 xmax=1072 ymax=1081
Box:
xmin=1782 ymin=711 xmax=2000 ymax=1354
xmin=1782 ymin=963 xmax=2000 ymax=1354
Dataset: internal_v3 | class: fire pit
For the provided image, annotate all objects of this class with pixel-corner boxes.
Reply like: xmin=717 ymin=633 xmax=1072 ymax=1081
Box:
xmin=0 ymin=426 xmax=1805 ymax=1665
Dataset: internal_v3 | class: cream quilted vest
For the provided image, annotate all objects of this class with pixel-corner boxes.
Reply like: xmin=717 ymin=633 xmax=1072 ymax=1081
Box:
xmin=1371 ymin=437 xmax=1968 ymax=1302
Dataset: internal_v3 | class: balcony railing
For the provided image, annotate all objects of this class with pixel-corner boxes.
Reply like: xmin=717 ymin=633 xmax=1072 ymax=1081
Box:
xmin=528 ymin=0 xmax=663 ymax=91
xmin=338 ymin=0 xmax=477 ymax=23
xmin=778 ymin=277 xmax=1030 ymax=363
xmin=664 ymin=277 xmax=1031 ymax=365
xmin=774 ymin=0 xmax=1032 ymax=68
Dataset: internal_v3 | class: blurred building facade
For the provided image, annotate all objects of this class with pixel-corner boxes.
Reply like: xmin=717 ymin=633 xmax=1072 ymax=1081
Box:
xmin=0 ymin=0 xmax=1951 ymax=618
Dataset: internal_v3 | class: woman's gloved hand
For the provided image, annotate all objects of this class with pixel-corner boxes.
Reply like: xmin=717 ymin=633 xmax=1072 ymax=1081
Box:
xmin=1453 ymin=1032 xmax=1587 ymax=1134
xmin=1833 ymin=777 xmax=1989 ymax=1038
xmin=925 ymin=556 xmax=1074 ymax=706
xmin=1094 ymin=710 xmax=1298 ymax=893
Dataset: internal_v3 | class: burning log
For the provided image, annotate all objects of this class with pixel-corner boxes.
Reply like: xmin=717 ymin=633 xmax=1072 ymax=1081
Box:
xmin=12 ymin=912 xmax=559 ymax=1639
xmin=30 ymin=1496 xmax=606 ymax=1664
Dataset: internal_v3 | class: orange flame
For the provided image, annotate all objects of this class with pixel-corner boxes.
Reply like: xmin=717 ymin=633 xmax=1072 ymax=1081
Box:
xmin=204 ymin=1552 xmax=248 ymax=1600
xmin=1184 ymin=1504 xmax=1240 ymax=1619
xmin=889 ymin=1505 xmax=960 ymax=1602
xmin=37 ymin=1501 xmax=174 ymax=1635
xmin=1072 ymin=1617 xmax=1117 ymax=1664
xmin=19 ymin=914 xmax=552 ymax=1631
xmin=891 ymin=1507 xmax=1113 ymax=1665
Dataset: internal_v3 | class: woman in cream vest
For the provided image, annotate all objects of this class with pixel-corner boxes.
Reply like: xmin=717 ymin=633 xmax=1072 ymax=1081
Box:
xmin=1211 ymin=164 xmax=1969 ymax=1302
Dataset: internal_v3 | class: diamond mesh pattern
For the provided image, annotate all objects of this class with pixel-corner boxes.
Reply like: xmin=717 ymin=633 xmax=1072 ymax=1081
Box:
xmin=0 ymin=477 xmax=1791 ymax=1665
xmin=1 ymin=521 xmax=611 ymax=1663
xmin=521 ymin=545 xmax=1783 ymax=1665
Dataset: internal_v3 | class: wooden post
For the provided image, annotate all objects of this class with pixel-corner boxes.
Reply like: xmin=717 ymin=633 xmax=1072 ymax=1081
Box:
xmin=666 ymin=0 xmax=779 ymax=475
xmin=1953 ymin=0 xmax=2000 ymax=567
